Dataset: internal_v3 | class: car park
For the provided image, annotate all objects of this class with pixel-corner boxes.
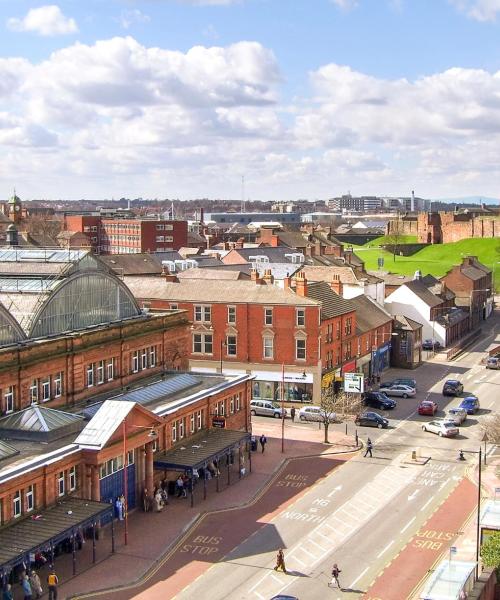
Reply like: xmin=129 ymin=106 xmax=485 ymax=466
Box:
xmin=442 ymin=379 xmax=464 ymax=396
xmin=459 ymin=396 xmax=480 ymax=415
xmin=486 ymin=357 xmax=500 ymax=369
xmin=354 ymin=411 xmax=389 ymax=429
xmin=445 ymin=407 xmax=467 ymax=425
xmin=378 ymin=383 xmax=416 ymax=398
xmin=298 ymin=405 xmax=336 ymax=423
xmin=362 ymin=392 xmax=396 ymax=410
xmin=250 ymin=400 xmax=286 ymax=418
xmin=422 ymin=339 xmax=442 ymax=350
xmin=418 ymin=400 xmax=438 ymax=416
xmin=422 ymin=420 xmax=459 ymax=437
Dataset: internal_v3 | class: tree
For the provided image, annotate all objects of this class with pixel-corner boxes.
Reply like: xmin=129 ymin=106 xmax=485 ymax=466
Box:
xmin=385 ymin=218 xmax=405 ymax=262
xmin=320 ymin=387 xmax=362 ymax=444
xmin=481 ymin=413 xmax=500 ymax=444
xmin=481 ymin=530 xmax=500 ymax=577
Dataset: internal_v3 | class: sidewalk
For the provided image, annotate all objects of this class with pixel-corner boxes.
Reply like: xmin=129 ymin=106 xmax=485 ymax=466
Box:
xmin=39 ymin=421 xmax=356 ymax=600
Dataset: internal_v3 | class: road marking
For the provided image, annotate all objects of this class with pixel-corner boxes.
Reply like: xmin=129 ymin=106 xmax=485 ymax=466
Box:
xmin=270 ymin=574 xmax=284 ymax=584
xmin=421 ymin=497 xmax=433 ymax=511
xmin=408 ymin=489 xmax=421 ymax=501
xmin=376 ymin=539 xmax=395 ymax=558
xmin=401 ymin=516 xmax=416 ymax=533
xmin=299 ymin=547 xmax=317 ymax=558
xmin=317 ymin=530 xmax=332 ymax=542
xmin=350 ymin=566 xmax=369 ymax=588
xmin=328 ymin=485 xmax=343 ymax=498
xmin=254 ymin=591 xmax=265 ymax=600
xmin=487 ymin=400 xmax=494 ymax=408
xmin=309 ymin=538 xmax=328 ymax=552
xmin=292 ymin=556 xmax=307 ymax=567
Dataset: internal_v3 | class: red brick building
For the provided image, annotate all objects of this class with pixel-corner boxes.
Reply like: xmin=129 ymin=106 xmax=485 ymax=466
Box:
xmin=64 ymin=214 xmax=188 ymax=254
xmin=417 ymin=210 xmax=499 ymax=244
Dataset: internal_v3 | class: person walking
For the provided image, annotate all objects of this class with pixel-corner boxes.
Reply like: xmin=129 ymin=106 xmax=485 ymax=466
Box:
xmin=259 ymin=434 xmax=267 ymax=453
xmin=329 ymin=563 xmax=342 ymax=588
xmin=2 ymin=583 xmax=13 ymax=600
xmin=364 ymin=437 xmax=373 ymax=458
xmin=290 ymin=407 xmax=296 ymax=422
xmin=47 ymin=569 xmax=58 ymax=600
xmin=29 ymin=571 xmax=43 ymax=599
xmin=274 ymin=548 xmax=287 ymax=573
xmin=21 ymin=574 xmax=32 ymax=600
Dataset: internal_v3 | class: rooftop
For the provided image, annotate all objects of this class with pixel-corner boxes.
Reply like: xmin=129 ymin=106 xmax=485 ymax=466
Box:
xmin=305 ymin=281 xmax=355 ymax=319
xmin=349 ymin=295 xmax=392 ymax=333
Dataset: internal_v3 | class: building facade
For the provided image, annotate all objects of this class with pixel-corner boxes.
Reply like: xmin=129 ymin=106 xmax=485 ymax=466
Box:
xmin=417 ymin=210 xmax=499 ymax=244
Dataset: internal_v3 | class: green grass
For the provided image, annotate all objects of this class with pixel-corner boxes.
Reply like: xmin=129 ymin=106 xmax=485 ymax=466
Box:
xmin=354 ymin=238 xmax=500 ymax=287
xmin=364 ymin=235 xmax=418 ymax=247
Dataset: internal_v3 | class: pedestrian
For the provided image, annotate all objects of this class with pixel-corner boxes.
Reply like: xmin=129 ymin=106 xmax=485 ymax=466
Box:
xmin=142 ymin=488 xmax=149 ymax=512
xmin=115 ymin=496 xmax=124 ymax=521
xmin=29 ymin=571 xmax=43 ymax=599
xmin=364 ymin=437 xmax=373 ymax=458
xmin=176 ymin=475 xmax=185 ymax=498
xmin=259 ymin=434 xmax=267 ymax=453
xmin=21 ymin=574 xmax=32 ymax=600
xmin=290 ymin=407 xmax=296 ymax=422
xmin=2 ymin=583 xmax=13 ymax=600
xmin=329 ymin=563 xmax=342 ymax=588
xmin=47 ymin=569 xmax=58 ymax=600
xmin=274 ymin=548 xmax=287 ymax=573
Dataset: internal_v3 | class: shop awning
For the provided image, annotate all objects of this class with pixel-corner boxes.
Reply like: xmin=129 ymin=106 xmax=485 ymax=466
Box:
xmin=153 ymin=428 xmax=251 ymax=472
xmin=0 ymin=497 xmax=113 ymax=571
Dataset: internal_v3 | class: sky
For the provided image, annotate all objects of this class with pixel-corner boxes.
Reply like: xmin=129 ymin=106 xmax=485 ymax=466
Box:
xmin=1 ymin=0 xmax=500 ymax=201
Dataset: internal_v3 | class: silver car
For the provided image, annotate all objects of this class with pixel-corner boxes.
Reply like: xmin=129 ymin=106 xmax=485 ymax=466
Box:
xmin=298 ymin=406 xmax=336 ymax=423
xmin=422 ymin=420 xmax=459 ymax=437
xmin=378 ymin=383 xmax=416 ymax=398
xmin=250 ymin=400 xmax=286 ymax=418
xmin=445 ymin=407 xmax=467 ymax=425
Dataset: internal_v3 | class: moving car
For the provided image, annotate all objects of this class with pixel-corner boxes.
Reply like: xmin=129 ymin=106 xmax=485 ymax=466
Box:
xmin=362 ymin=392 xmax=396 ymax=410
xmin=486 ymin=357 xmax=500 ymax=370
xmin=459 ymin=396 xmax=480 ymax=415
xmin=250 ymin=400 xmax=286 ymax=418
xmin=422 ymin=339 xmax=442 ymax=351
xmin=442 ymin=379 xmax=464 ymax=396
xmin=380 ymin=378 xmax=417 ymax=390
xmin=418 ymin=400 xmax=438 ymax=416
xmin=422 ymin=420 xmax=459 ymax=437
xmin=378 ymin=383 xmax=416 ymax=398
xmin=354 ymin=411 xmax=389 ymax=429
xmin=445 ymin=407 xmax=467 ymax=425
xmin=298 ymin=405 xmax=336 ymax=423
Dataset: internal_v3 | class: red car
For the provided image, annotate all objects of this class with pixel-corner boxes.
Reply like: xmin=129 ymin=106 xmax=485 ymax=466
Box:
xmin=418 ymin=400 xmax=438 ymax=416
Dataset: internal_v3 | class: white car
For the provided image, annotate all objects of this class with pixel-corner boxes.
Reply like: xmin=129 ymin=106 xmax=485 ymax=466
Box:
xmin=298 ymin=406 xmax=336 ymax=423
xmin=422 ymin=420 xmax=459 ymax=437
xmin=378 ymin=383 xmax=416 ymax=398
xmin=445 ymin=407 xmax=467 ymax=425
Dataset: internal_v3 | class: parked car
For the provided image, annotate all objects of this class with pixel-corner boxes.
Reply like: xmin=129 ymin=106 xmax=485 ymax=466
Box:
xmin=422 ymin=339 xmax=442 ymax=350
xmin=298 ymin=405 xmax=336 ymax=423
xmin=459 ymin=396 xmax=480 ymax=415
xmin=422 ymin=420 xmax=459 ymax=437
xmin=486 ymin=357 xmax=500 ymax=370
xmin=378 ymin=383 xmax=416 ymax=398
xmin=362 ymin=391 xmax=397 ymax=410
xmin=354 ymin=411 xmax=389 ymax=429
xmin=445 ymin=407 xmax=467 ymax=425
xmin=442 ymin=379 xmax=464 ymax=396
xmin=250 ymin=400 xmax=286 ymax=418
xmin=392 ymin=378 xmax=417 ymax=390
xmin=418 ymin=400 xmax=438 ymax=416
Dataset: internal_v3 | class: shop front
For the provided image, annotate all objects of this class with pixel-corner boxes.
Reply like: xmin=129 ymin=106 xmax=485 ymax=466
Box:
xmin=356 ymin=353 xmax=371 ymax=378
xmin=371 ymin=343 xmax=391 ymax=377
xmin=252 ymin=371 xmax=313 ymax=404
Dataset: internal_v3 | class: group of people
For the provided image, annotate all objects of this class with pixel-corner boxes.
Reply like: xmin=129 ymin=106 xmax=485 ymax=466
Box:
xmin=273 ymin=549 xmax=342 ymax=589
xmin=3 ymin=568 xmax=59 ymax=600
xmin=114 ymin=494 xmax=126 ymax=520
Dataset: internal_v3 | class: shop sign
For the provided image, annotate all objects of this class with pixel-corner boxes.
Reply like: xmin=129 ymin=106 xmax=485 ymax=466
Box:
xmin=344 ymin=373 xmax=364 ymax=394
xmin=321 ymin=372 xmax=335 ymax=388
xmin=212 ymin=416 xmax=226 ymax=428
xmin=342 ymin=360 xmax=356 ymax=374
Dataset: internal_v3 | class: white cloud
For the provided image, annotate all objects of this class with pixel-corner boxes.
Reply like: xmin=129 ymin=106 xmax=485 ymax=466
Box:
xmin=450 ymin=0 xmax=500 ymax=21
xmin=7 ymin=5 xmax=78 ymax=36
xmin=330 ymin=0 xmax=359 ymax=10
xmin=119 ymin=9 xmax=151 ymax=30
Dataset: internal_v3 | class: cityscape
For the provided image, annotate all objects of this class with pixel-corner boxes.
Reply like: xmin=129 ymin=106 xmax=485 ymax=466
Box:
xmin=0 ymin=2 xmax=500 ymax=600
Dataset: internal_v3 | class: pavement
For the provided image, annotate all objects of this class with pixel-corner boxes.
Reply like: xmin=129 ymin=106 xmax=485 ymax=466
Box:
xmin=42 ymin=420 xmax=357 ymax=600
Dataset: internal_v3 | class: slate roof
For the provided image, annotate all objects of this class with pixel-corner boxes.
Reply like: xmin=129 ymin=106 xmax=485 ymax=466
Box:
xmin=177 ymin=268 xmax=248 ymax=281
xmin=367 ymin=271 xmax=413 ymax=286
xmin=305 ymin=281 xmax=355 ymax=319
xmin=392 ymin=315 xmax=423 ymax=331
xmin=404 ymin=280 xmax=444 ymax=307
xmin=124 ymin=276 xmax=319 ymax=306
xmin=302 ymin=266 xmax=382 ymax=285
xmin=461 ymin=266 xmax=487 ymax=281
xmin=101 ymin=252 xmax=182 ymax=276
xmin=0 ymin=440 xmax=19 ymax=462
xmin=277 ymin=231 xmax=311 ymax=248
xmin=349 ymin=295 xmax=392 ymax=334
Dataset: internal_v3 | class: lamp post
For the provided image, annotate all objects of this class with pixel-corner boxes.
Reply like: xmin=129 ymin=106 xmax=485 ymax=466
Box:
xmin=281 ymin=363 xmax=285 ymax=453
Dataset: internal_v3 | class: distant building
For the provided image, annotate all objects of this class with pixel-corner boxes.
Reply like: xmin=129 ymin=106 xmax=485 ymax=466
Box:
xmin=417 ymin=209 xmax=499 ymax=244
xmin=328 ymin=195 xmax=383 ymax=212
xmin=205 ymin=212 xmax=301 ymax=226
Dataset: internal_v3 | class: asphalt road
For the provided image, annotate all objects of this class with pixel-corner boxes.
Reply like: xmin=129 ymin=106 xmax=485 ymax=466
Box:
xmin=175 ymin=313 xmax=500 ymax=600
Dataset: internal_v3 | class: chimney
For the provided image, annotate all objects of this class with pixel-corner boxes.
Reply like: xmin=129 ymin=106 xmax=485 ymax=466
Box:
xmin=294 ymin=271 xmax=308 ymax=297
xmin=330 ymin=273 xmax=343 ymax=296
xmin=6 ymin=224 xmax=18 ymax=246
xmin=251 ymin=268 xmax=264 ymax=284
xmin=344 ymin=248 xmax=352 ymax=264
xmin=161 ymin=265 xmax=178 ymax=282
xmin=262 ymin=269 xmax=274 ymax=285
xmin=283 ymin=274 xmax=292 ymax=290
xmin=235 ymin=237 xmax=244 ymax=249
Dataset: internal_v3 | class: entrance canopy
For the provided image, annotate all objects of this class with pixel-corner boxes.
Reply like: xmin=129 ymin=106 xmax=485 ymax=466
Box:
xmin=153 ymin=428 xmax=250 ymax=472
xmin=0 ymin=497 xmax=113 ymax=571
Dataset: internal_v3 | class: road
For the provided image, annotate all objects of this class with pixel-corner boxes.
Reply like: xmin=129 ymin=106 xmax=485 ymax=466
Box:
xmin=175 ymin=312 xmax=500 ymax=600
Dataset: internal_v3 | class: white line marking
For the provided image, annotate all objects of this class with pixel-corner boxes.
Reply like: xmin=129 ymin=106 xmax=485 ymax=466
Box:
xmin=299 ymin=547 xmax=317 ymax=558
xmin=253 ymin=591 xmax=265 ymax=600
xmin=316 ymin=530 xmax=332 ymax=542
xmin=376 ymin=539 xmax=395 ymax=558
xmin=350 ymin=566 xmax=369 ymax=588
xmin=291 ymin=556 xmax=307 ymax=567
xmin=401 ymin=516 xmax=416 ymax=533
xmin=421 ymin=497 xmax=433 ymax=511
xmin=271 ymin=574 xmax=284 ymax=584
xmin=309 ymin=538 xmax=328 ymax=552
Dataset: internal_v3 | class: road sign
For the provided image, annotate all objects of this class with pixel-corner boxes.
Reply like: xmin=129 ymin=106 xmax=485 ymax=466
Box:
xmin=344 ymin=373 xmax=364 ymax=394
xmin=377 ymin=257 xmax=384 ymax=268
xmin=450 ymin=546 xmax=457 ymax=554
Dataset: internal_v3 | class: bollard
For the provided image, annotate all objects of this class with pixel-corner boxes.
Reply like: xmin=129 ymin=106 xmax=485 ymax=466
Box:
xmin=412 ymin=450 xmax=417 ymax=461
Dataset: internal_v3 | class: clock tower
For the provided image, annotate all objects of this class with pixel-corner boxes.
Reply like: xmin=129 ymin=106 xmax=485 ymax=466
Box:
xmin=8 ymin=190 xmax=22 ymax=224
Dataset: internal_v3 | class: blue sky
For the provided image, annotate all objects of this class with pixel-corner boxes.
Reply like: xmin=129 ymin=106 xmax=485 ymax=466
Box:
xmin=1 ymin=0 xmax=500 ymax=200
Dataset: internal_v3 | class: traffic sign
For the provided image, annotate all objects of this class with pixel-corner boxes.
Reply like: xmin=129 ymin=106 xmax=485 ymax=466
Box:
xmin=344 ymin=373 xmax=364 ymax=394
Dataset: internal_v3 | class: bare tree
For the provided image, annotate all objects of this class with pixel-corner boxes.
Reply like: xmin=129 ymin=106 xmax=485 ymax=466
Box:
xmin=385 ymin=218 xmax=405 ymax=262
xmin=320 ymin=387 xmax=362 ymax=443
xmin=481 ymin=413 xmax=500 ymax=444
